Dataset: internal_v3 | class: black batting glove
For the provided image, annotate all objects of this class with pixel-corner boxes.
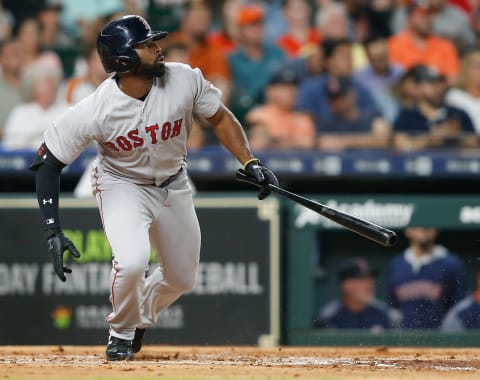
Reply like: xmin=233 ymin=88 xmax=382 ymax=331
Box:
xmin=244 ymin=159 xmax=279 ymax=200
xmin=45 ymin=229 xmax=81 ymax=282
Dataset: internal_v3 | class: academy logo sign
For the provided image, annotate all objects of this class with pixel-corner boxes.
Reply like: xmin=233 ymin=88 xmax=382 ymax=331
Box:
xmin=459 ymin=206 xmax=480 ymax=224
xmin=294 ymin=199 xmax=415 ymax=229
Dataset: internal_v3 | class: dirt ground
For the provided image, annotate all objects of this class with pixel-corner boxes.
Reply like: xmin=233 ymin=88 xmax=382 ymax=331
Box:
xmin=1 ymin=345 xmax=480 ymax=379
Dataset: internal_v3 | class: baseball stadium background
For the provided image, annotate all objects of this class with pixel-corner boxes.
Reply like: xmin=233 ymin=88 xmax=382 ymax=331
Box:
xmin=2 ymin=0 xmax=480 ymax=376
xmin=2 ymin=147 xmax=480 ymax=379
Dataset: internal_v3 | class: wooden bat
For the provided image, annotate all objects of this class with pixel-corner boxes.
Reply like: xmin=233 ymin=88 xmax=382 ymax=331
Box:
xmin=236 ymin=170 xmax=397 ymax=247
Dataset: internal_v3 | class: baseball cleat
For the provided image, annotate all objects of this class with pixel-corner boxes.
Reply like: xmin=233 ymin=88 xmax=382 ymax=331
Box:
xmin=132 ymin=328 xmax=146 ymax=353
xmin=105 ymin=336 xmax=134 ymax=361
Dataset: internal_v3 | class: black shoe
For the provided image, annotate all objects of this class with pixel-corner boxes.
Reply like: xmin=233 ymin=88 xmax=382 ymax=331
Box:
xmin=106 ymin=336 xmax=134 ymax=361
xmin=132 ymin=328 xmax=146 ymax=353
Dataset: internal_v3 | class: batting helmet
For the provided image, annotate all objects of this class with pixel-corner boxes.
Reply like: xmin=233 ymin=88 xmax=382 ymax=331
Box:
xmin=97 ymin=15 xmax=168 ymax=73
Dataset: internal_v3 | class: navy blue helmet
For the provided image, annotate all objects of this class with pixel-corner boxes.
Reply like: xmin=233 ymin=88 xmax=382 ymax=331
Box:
xmin=97 ymin=15 xmax=168 ymax=73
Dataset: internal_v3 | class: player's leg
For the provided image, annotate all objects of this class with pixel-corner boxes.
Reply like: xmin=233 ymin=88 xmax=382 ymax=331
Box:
xmin=139 ymin=179 xmax=201 ymax=329
xmin=95 ymin=179 xmax=152 ymax=342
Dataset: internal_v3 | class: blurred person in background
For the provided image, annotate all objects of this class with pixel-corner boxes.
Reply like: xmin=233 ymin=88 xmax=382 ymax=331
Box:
xmin=260 ymin=0 xmax=288 ymax=43
xmin=314 ymin=257 xmax=396 ymax=331
xmin=2 ymin=63 xmax=66 ymax=149
xmin=362 ymin=0 xmax=396 ymax=38
xmin=445 ymin=49 xmax=480 ymax=134
xmin=0 ymin=39 xmax=23 ymax=140
xmin=15 ymin=16 xmax=63 ymax=75
xmin=62 ymin=44 xmax=109 ymax=105
xmin=391 ymin=0 xmax=475 ymax=55
xmin=279 ymin=42 xmax=325 ymax=83
xmin=314 ymin=2 xmax=368 ymax=70
xmin=208 ymin=0 xmax=241 ymax=55
xmin=245 ymin=68 xmax=315 ymax=150
xmin=163 ymin=41 xmax=190 ymax=65
xmin=58 ymin=0 xmax=127 ymax=40
xmin=388 ymin=227 xmax=467 ymax=329
xmin=0 ymin=1 xmax=13 ymax=41
xmin=295 ymin=38 xmax=377 ymax=130
xmin=37 ymin=0 xmax=76 ymax=51
xmin=276 ymin=0 xmax=320 ymax=58
xmin=393 ymin=65 xmax=478 ymax=151
xmin=354 ymin=34 xmax=404 ymax=123
xmin=387 ymin=0 xmax=460 ymax=85
xmin=441 ymin=261 xmax=480 ymax=332
xmin=316 ymin=76 xmax=392 ymax=151
xmin=341 ymin=0 xmax=396 ymax=42
xmin=168 ymin=0 xmax=231 ymax=104
xmin=1 ymin=0 xmax=44 ymax=26
xmin=391 ymin=64 xmax=423 ymax=110
xmin=228 ymin=3 xmax=286 ymax=123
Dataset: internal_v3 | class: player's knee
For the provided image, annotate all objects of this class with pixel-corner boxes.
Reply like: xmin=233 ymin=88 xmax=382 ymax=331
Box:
xmin=118 ymin=262 xmax=148 ymax=281
xmin=167 ymin=274 xmax=196 ymax=293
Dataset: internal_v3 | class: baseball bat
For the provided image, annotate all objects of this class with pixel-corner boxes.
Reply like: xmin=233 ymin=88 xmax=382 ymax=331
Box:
xmin=236 ymin=170 xmax=397 ymax=247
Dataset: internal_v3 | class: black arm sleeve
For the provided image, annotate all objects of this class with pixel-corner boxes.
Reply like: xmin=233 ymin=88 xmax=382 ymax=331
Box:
xmin=30 ymin=143 xmax=66 ymax=234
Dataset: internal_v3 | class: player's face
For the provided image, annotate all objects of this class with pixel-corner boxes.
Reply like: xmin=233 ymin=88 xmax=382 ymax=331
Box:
xmin=342 ymin=277 xmax=374 ymax=306
xmin=133 ymin=39 xmax=166 ymax=78
xmin=405 ymin=227 xmax=438 ymax=249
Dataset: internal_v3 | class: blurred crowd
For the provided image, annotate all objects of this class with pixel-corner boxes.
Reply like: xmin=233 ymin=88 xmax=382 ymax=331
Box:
xmin=1 ymin=0 xmax=480 ymax=152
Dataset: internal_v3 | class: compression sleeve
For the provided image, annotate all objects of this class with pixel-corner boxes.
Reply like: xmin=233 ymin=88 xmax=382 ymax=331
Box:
xmin=30 ymin=143 xmax=66 ymax=233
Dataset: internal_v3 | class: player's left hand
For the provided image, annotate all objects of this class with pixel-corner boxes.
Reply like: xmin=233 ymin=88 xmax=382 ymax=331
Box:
xmin=45 ymin=230 xmax=81 ymax=282
xmin=244 ymin=159 xmax=279 ymax=200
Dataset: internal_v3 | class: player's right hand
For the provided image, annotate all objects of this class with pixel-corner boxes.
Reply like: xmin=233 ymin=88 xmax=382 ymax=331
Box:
xmin=244 ymin=159 xmax=279 ymax=200
xmin=45 ymin=230 xmax=81 ymax=282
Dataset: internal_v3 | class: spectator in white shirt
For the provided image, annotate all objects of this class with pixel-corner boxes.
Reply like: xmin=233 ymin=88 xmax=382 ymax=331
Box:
xmin=445 ymin=49 xmax=480 ymax=134
xmin=2 ymin=63 xmax=66 ymax=150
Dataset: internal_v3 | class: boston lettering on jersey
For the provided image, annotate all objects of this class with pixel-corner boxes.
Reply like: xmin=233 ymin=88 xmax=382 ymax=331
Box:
xmin=104 ymin=118 xmax=183 ymax=152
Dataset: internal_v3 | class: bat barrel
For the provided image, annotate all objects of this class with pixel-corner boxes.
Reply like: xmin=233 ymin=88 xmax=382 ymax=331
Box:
xmin=303 ymin=198 xmax=398 ymax=247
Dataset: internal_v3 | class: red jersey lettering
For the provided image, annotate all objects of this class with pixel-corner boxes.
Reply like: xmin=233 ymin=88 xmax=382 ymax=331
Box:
xmin=171 ymin=118 xmax=183 ymax=137
xmin=145 ymin=123 xmax=159 ymax=144
xmin=128 ymin=129 xmax=144 ymax=147
xmin=161 ymin=121 xmax=172 ymax=141
xmin=104 ymin=141 xmax=120 ymax=152
xmin=116 ymin=136 xmax=132 ymax=151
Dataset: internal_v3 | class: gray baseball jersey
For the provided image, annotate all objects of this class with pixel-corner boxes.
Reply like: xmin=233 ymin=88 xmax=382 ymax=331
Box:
xmin=45 ymin=62 xmax=221 ymax=185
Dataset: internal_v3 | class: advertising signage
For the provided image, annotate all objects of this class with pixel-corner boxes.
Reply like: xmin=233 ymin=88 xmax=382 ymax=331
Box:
xmin=0 ymin=197 xmax=280 ymax=346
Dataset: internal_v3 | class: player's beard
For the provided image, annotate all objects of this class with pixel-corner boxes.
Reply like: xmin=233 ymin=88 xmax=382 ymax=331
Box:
xmin=134 ymin=60 xmax=166 ymax=79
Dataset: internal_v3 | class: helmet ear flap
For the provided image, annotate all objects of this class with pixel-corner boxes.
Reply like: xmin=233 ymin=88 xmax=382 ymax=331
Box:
xmin=115 ymin=51 xmax=140 ymax=73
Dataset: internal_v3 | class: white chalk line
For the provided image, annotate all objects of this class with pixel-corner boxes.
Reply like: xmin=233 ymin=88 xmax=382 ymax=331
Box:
xmin=0 ymin=355 xmax=479 ymax=372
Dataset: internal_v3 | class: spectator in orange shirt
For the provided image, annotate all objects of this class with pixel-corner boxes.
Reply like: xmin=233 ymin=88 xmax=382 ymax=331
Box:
xmin=167 ymin=0 xmax=231 ymax=104
xmin=246 ymin=68 xmax=315 ymax=150
xmin=208 ymin=0 xmax=241 ymax=55
xmin=62 ymin=44 xmax=109 ymax=105
xmin=276 ymin=0 xmax=321 ymax=57
xmin=387 ymin=0 xmax=460 ymax=84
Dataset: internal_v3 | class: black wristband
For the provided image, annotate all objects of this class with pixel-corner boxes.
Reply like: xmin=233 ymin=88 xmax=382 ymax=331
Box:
xmin=36 ymin=163 xmax=62 ymax=231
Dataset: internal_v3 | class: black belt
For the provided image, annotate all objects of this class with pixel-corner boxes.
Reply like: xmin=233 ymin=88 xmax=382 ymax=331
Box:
xmin=159 ymin=167 xmax=183 ymax=188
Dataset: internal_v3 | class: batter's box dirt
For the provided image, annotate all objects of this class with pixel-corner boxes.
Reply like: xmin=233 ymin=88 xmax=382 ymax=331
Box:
xmin=1 ymin=346 xmax=480 ymax=379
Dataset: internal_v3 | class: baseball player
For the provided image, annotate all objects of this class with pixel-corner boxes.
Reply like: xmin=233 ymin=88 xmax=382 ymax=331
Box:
xmin=314 ymin=257 xmax=395 ymax=331
xmin=388 ymin=227 xmax=467 ymax=329
xmin=30 ymin=15 xmax=278 ymax=361
xmin=441 ymin=264 xmax=480 ymax=332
